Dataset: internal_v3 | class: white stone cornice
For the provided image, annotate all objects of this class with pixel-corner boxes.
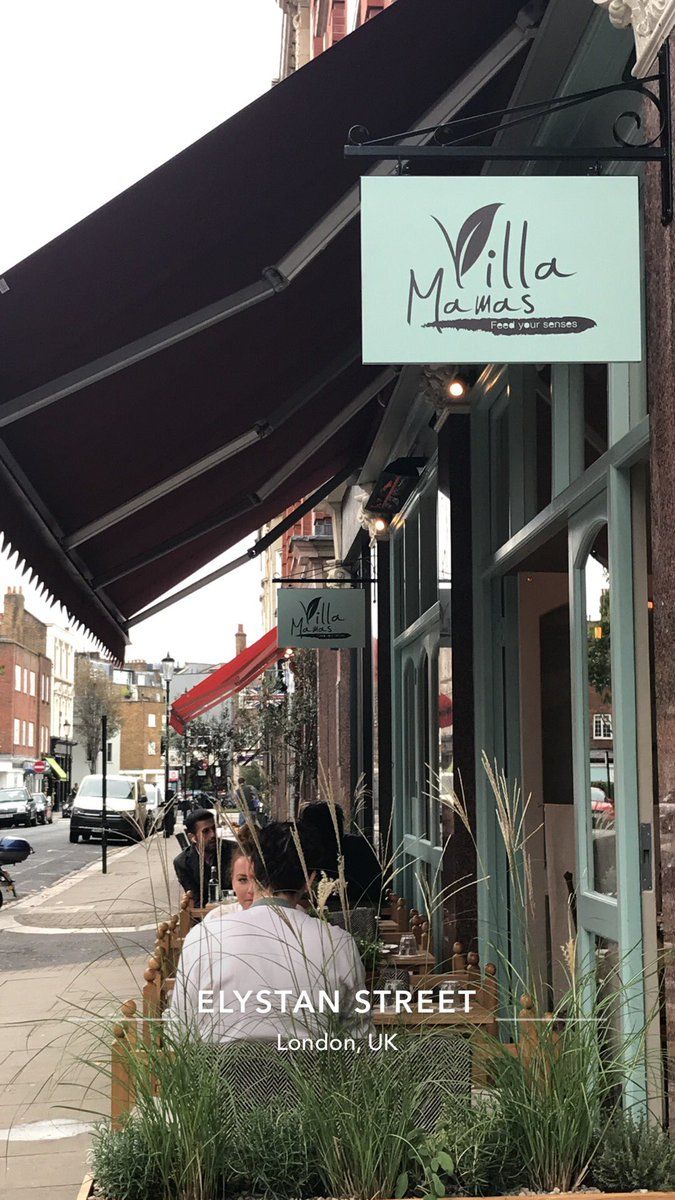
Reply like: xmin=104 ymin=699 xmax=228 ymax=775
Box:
xmin=594 ymin=0 xmax=675 ymax=77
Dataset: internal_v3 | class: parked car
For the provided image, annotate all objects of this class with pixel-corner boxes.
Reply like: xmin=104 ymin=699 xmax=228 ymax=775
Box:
xmin=69 ymin=774 xmax=148 ymax=844
xmin=0 ymin=787 xmax=37 ymax=828
xmin=591 ymin=784 xmax=615 ymax=819
xmin=33 ymin=791 xmax=54 ymax=825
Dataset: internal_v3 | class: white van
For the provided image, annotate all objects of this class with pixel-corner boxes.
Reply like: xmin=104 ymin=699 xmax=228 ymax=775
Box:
xmin=70 ymin=774 xmax=148 ymax=844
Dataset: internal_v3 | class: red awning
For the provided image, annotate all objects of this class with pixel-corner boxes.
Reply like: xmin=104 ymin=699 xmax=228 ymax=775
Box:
xmin=0 ymin=0 xmax=533 ymax=657
xmin=170 ymin=627 xmax=280 ymax=733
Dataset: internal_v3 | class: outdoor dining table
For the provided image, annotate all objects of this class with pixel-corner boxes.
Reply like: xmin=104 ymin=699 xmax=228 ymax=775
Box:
xmin=386 ymin=950 xmax=437 ymax=969
xmin=373 ymin=1003 xmax=493 ymax=1027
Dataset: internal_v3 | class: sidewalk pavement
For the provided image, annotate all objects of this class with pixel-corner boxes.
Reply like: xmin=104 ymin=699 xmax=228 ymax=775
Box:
xmin=0 ymin=834 xmax=184 ymax=1200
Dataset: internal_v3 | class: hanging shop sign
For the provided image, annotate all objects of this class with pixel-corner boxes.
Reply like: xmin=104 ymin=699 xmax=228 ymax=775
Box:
xmin=360 ymin=176 xmax=642 ymax=364
xmin=278 ymin=587 xmax=366 ymax=649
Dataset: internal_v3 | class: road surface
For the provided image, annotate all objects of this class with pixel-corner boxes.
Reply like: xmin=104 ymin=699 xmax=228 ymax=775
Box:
xmin=1 ymin=814 xmax=104 ymax=902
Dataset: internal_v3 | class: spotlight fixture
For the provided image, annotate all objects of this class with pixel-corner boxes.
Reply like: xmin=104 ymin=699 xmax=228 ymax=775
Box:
xmin=447 ymin=373 xmax=471 ymax=400
xmin=373 ymin=517 xmax=388 ymax=534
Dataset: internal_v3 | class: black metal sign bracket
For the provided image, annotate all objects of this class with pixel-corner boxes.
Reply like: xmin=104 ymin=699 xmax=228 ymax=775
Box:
xmin=345 ymin=43 xmax=673 ymax=225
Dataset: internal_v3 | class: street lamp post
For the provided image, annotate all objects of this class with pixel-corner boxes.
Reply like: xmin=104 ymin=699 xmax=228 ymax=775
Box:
xmin=63 ymin=718 xmax=72 ymax=813
xmin=161 ymin=653 xmax=175 ymax=837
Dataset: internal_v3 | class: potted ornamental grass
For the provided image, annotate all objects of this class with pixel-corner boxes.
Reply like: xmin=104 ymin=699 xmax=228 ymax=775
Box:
xmin=75 ymin=770 xmax=675 ymax=1200
xmin=77 ymin=1002 xmax=675 ymax=1200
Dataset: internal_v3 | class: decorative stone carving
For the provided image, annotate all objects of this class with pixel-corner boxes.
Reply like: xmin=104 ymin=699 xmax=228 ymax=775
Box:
xmin=419 ymin=365 xmax=471 ymax=414
xmin=593 ymin=0 xmax=675 ymax=77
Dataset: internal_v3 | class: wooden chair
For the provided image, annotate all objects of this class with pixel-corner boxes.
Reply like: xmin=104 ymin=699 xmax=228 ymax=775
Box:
xmin=378 ymin=893 xmax=409 ymax=937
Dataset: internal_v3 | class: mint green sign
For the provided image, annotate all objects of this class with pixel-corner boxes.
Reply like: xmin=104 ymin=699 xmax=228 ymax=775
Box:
xmin=361 ymin=176 xmax=642 ymax=364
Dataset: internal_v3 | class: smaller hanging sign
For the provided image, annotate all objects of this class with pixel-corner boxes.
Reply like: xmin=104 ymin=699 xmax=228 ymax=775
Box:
xmin=278 ymin=587 xmax=366 ymax=649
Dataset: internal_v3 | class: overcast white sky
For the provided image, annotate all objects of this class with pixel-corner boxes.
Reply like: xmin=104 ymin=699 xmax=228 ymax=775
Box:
xmin=0 ymin=0 xmax=282 ymax=665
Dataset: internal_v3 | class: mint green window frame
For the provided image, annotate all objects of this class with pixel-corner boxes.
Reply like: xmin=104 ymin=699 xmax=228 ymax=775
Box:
xmin=390 ymin=466 xmax=445 ymax=947
xmin=471 ymin=358 xmax=651 ymax=1106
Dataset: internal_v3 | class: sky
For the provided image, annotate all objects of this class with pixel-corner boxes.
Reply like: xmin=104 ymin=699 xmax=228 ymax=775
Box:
xmin=0 ymin=0 xmax=282 ymax=665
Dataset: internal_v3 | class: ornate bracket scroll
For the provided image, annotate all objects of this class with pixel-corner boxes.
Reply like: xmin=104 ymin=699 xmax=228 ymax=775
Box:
xmin=594 ymin=0 xmax=675 ymax=78
xmin=345 ymin=42 xmax=673 ymax=223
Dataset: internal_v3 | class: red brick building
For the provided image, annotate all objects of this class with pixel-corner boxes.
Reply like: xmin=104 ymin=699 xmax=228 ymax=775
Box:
xmin=0 ymin=588 xmax=52 ymax=764
xmin=310 ymin=0 xmax=396 ymax=54
xmin=277 ymin=1 xmax=396 ymax=80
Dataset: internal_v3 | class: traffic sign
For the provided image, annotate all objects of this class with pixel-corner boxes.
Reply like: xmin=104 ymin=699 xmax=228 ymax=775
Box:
xmin=33 ymin=760 xmax=47 ymax=774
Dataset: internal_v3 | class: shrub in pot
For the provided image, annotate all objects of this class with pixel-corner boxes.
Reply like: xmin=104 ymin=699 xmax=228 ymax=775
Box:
xmin=591 ymin=1111 xmax=675 ymax=1193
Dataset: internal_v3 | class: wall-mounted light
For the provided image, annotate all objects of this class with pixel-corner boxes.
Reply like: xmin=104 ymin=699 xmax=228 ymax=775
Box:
xmin=447 ymin=377 xmax=468 ymax=400
xmin=373 ymin=517 xmax=388 ymax=534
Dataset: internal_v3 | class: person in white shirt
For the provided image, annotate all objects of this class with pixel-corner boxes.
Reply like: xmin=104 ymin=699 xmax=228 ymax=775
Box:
xmin=170 ymin=822 xmax=371 ymax=1046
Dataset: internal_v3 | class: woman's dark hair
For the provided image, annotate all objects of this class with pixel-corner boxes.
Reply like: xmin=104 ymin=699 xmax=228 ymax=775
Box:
xmin=185 ymin=807 xmax=215 ymax=835
xmin=298 ymin=801 xmax=344 ymax=876
xmin=251 ymin=821 xmax=321 ymax=893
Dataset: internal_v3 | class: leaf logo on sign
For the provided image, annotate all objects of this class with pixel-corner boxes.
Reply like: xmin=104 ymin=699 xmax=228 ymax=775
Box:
xmin=302 ymin=598 xmax=321 ymax=623
xmin=431 ymin=204 xmax=502 ymax=287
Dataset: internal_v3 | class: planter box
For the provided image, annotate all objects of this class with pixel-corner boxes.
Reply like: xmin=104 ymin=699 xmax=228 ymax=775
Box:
xmin=77 ymin=1179 xmax=675 ymax=1200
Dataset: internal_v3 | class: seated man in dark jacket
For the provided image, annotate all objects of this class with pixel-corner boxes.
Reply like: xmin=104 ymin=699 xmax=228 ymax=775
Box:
xmin=173 ymin=808 xmax=232 ymax=907
xmin=299 ymin=801 xmax=383 ymax=909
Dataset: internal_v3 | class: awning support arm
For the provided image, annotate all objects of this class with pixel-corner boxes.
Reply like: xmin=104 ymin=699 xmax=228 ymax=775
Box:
xmin=65 ymin=342 xmax=360 ymax=549
xmin=345 ymin=42 xmax=673 ymax=224
xmin=126 ymin=463 xmax=356 ymax=628
xmin=95 ymin=369 xmax=394 ymax=589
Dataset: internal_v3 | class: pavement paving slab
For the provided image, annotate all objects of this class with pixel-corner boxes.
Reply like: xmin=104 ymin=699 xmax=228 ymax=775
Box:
xmin=0 ymin=833 xmax=177 ymax=1197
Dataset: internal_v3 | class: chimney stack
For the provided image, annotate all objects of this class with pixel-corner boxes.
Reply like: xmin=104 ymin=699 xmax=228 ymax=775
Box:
xmin=235 ymin=624 xmax=247 ymax=656
xmin=3 ymin=586 xmax=25 ymax=642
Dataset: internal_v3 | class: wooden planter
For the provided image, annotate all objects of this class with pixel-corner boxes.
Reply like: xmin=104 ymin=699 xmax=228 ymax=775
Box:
xmin=77 ymin=1176 xmax=675 ymax=1200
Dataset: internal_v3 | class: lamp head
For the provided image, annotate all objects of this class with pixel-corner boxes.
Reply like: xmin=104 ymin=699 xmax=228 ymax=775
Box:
xmin=161 ymin=652 xmax=175 ymax=684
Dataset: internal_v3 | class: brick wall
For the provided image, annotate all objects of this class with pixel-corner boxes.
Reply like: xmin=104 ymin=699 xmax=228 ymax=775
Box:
xmin=0 ymin=589 xmax=51 ymax=757
xmin=1 ymin=589 xmax=47 ymax=655
xmin=316 ymin=647 xmax=353 ymax=816
xmin=119 ymin=691 xmax=166 ymax=773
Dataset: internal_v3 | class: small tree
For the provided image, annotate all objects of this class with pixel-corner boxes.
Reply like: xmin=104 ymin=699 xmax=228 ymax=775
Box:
xmin=587 ymin=586 xmax=612 ymax=702
xmin=74 ymin=658 xmax=122 ymax=772
xmin=183 ymin=715 xmax=233 ymax=790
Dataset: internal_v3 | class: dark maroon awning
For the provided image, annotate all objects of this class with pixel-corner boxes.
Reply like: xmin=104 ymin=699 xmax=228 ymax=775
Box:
xmin=0 ymin=0 xmax=533 ymax=658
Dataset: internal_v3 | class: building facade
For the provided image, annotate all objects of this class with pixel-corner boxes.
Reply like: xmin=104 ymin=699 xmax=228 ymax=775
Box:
xmin=118 ymin=683 xmax=166 ymax=779
xmin=0 ymin=588 xmax=52 ymax=777
xmin=45 ymin=624 xmax=76 ymax=739
xmin=269 ymin=0 xmax=675 ymax=1121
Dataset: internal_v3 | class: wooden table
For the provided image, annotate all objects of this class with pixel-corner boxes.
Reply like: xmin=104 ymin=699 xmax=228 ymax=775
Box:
xmin=387 ymin=951 xmax=437 ymax=969
xmin=373 ymin=1003 xmax=494 ymax=1028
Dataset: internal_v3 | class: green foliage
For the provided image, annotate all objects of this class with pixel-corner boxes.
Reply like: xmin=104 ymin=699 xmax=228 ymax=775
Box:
xmin=90 ymin=1030 xmax=430 ymax=1200
xmin=418 ymin=1099 xmax=517 ymax=1198
xmin=229 ymin=651 xmax=318 ymax=801
xmin=587 ymin=585 xmax=612 ymax=701
xmin=74 ymin=657 xmax=123 ymax=771
xmin=90 ymin=1028 xmax=238 ymax=1200
xmin=238 ymin=762 xmax=266 ymax=793
xmin=591 ymin=1111 xmax=675 ymax=1192
xmin=231 ymin=1104 xmax=322 ymax=1199
xmin=90 ymin=1118 xmax=164 ymax=1200
xmin=286 ymin=648 xmax=318 ymax=800
xmin=353 ymin=933 xmax=385 ymax=971
xmin=483 ymin=972 xmax=648 ymax=1194
xmin=284 ymin=1042 xmax=427 ymax=1200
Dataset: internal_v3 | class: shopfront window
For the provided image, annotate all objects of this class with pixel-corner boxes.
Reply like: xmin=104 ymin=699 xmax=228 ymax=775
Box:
xmin=584 ymin=526 xmax=616 ymax=897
